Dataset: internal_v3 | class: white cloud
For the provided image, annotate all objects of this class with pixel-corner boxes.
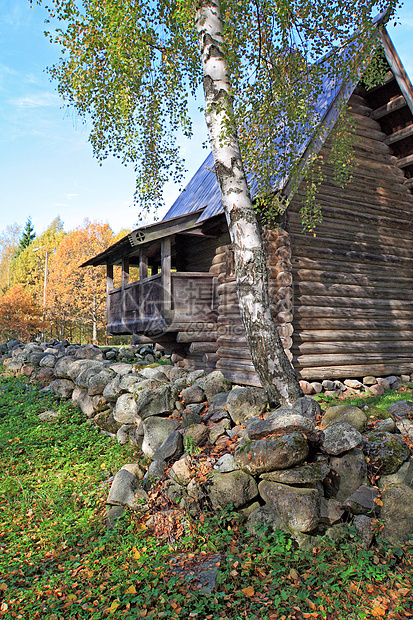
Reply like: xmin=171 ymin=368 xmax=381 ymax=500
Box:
xmin=66 ymin=193 xmax=79 ymax=200
xmin=10 ymin=92 xmax=61 ymax=108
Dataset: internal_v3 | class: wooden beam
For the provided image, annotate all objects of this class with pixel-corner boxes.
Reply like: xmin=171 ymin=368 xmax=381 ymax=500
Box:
xmin=106 ymin=264 xmax=114 ymax=337
xmin=405 ymin=178 xmax=413 ymax=190
xmin=161 ymin=237 xmax=172 ymax=313
xmin=396 ymin=153 xmax=413 ymax=169
xmin=139 ymin=251 xmax=148 ymax=280
xmin=383 ymin=123 xmax=413 ymax=145
xmin=121 ymin=257 xmax=129 ymax=287
xmin=370 ymin=95 xmax=407 ymax=120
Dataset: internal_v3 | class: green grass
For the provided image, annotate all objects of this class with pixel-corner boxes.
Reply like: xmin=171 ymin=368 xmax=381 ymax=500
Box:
xmin=1 ymin=373 xmax=413 ymax=619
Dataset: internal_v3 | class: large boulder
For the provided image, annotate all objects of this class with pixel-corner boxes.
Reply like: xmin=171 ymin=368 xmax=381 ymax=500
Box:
xmin=292 ymin=397 xmax=322 ymax=423
xmin=247 ymin=413 xmax=317 ymax=442
xmin=260 ymin=461 xmax=330 ymax=485
xmin=235 ymin=433 xmax=309 ymax=475
xmin=380 ymin=483 xmax=413 ymax=544
xmin=363 ymin=431 xmax=411 ymax=475
xmin=196 ymin=371 xmax=232 ymax=401
xmin=226 ymin=387 xmax=268 ymax=425
xmin=258 ymin=481 xmax=320 ymax=533
xmin=386 ymin=400 xmax=413 ymax=420
xmin=135 ymin=385 xmax=175 ymax=420
xmin=49 ymin=378 xmax=75 ymax=399
xmin=321 ymin=405 xmax=368 ymax=432
xmin=113 ymin=393 xmax=139 ymax=425
xmin=205 ymin=470 xmax=258 ymax=510
xmin=53 ymin=356 xmax=78 ymax=379
xmin=87 ymin=369 xmax=116 ymax=396
xmin=321 ymin=422 xmax=362 ymax=456
xmin=142 ymin=417 xmax=180 ymax=458
xmin=327 ymin=448 xmax=368 ymax=502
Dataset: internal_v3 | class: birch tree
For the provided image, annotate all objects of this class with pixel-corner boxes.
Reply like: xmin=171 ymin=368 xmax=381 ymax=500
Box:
xmin=31 ymin=0 xmax=398 ymax=405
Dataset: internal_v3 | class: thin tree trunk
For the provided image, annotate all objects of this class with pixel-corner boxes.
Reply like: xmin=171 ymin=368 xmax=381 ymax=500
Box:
xmin=196 ymin=0 xmax=303 ymax=406
xmin=92 ymin=296 xmax=98 ymax=345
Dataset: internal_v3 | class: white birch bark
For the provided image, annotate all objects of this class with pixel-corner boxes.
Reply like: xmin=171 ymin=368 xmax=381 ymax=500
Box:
xmin=196 ymin=0 xmax=303 ymax=406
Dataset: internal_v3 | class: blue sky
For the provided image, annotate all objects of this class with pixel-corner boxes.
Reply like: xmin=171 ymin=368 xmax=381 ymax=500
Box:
xmin=0 ymin=0 xmax=413 ymax=238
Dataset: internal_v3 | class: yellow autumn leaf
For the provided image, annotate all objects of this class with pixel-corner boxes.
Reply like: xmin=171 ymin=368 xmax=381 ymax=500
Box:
xmin=242 ymin=586 xmax=254 ymax=597
xmin=126 ymin=585 xmax=137 ymax=594
xmin=132 ymin=547 xmax=140 ymax=560
xmin=110 ymin=600 xmax=120 ymax=614
xmin=100 ymin=462 xmax=106 ymax=469
xmin=67 ymin=594 xmax=77 ymax=603
xmin=371 ymin=605 xmax=387 ymax=617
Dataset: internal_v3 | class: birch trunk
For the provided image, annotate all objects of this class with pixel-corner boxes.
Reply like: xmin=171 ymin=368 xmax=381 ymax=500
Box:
xmin=196 ymin=0 xmax=303 ymax=406
xmin=92 ymin=296 xmax=98 ymax=345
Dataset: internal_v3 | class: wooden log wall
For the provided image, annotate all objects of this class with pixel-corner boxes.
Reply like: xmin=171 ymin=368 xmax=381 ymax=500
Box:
xmin=214 ymin=231 xmax=295 ymax=386
xmin=288 ymin=91 xmax=413 ymax=381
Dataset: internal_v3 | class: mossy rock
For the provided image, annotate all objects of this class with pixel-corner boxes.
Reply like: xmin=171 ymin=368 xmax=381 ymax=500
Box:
xmin=363 ymin=431 xmax=411 ymax=475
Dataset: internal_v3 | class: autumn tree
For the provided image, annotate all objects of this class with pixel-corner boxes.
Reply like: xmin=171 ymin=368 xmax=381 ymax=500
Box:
xmin=0 ymin=284 xmax=44 ymax=341
xmin=32 ymin=0 xmax=398 ymax=404
xmin=47 ymin=220 xmax=115 ymax=343
xmin=0 ymin=224 xmax=21 ymax=292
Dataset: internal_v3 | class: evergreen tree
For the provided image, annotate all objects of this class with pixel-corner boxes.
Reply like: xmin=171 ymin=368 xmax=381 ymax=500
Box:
xmin=16 ymin=218 xmax=36 ymax=257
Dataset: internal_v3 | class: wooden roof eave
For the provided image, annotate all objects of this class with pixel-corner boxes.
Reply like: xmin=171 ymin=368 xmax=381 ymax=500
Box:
xmin=379 ymin=27 xmax=413 ymax=117
xmin=80 ymin=208 xmax=207 ymax=267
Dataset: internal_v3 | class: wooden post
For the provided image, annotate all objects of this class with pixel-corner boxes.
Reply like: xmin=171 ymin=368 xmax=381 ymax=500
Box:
xmin=139 ymin=251 xmax=148 ymax=280
xmin=122 ymin=257 xmax=130 ymax=287
xmin=161 ymin=237 xmax=172 ymax=313
xmin=106 ymin=264 xmax=113 ymax=336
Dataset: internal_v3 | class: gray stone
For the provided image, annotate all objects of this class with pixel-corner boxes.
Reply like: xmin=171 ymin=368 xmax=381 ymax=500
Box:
xmin=328 ymin=448 xmax=368 ymax=502
xmin=319 ymin=498 xmax=344 ymax=525
xmin=87 ymin=369 xmax=116 ymax=396
xmin=117 ymin=373 xmax=143 ymax=392
xmin=321 ymin=422 xmax=362 ymax=455
xmin=135 ymin=385 xmax=175 ymax=420
xmin=106 ymin=469 xmax=139 ymax=509
xmin=245 ymin=505 xmax=288 ymax=537
xmin=116 ymin=425 xmax=135 ymax=445
xmin=53 ymin=356 xmax=77 ymax=379
xmin=93 ymin=409 xmax=121 ymax=434
xmin=208 ymin=409 xmax=230 ymax=423
xmin=151 ymin=430 xmax=184 ymax=462
xmin=322 ymin=380 xmax=335 ymax=391
xmin=396 ymin=419 xmax=413 ymax=439
xmin=292 ymin=397 xmax=322 ymax=423
xmin=103 ymin=375 xmax=122 ymax=402
xmin=205 ymin=470 xmax=258 ymax=510
xmin=344 ymin=379 xmax=364 ymax=390
xmin=209 ymin=421 xmax=230 ymax=444
xmin=258 ymin=481 xmax=320 ymax=533
xmin=208 ymin=391 xmax=231 ymax=413
xmin=181 ymin=384 xmax=206 ymax=405
xmin=49 ymin=378 xmax=75 ymax=399
xmin=321 ymin=405 xmax=367 ymax=432
xmin=167 ymin=552 xmax=221 ymax=595
xmin=76 ymin=391 xmax=107 ymax=417
xmin=342 ymin=484 xmax=380 ymax=515
xmin=139 ymin=365 xmax=167 ymax=380
xmin=310 ymin=382 xmax=323 ymax=394
xmin=169 ymin=455 xmax=192 ymax=486
xmin=214 ymin=454 xmax=239 ymax=473
xmin=108 ymin=362 xmax=135 ymax=376
xmin=299 ymin=380 xmax=315 ymax=395
xmin=144 ymin=459 xmax=167 ymax=486
xmin=235 ymin=432 xmax=309 ymax=475
xmin=121 ymin=463 xmax=145 ymax=479
xmin=181 ymin=410 xmax=202 ymax=427
xmin=260 ymin=461 xmax=330 ymax=485
xmin=38 ymin=410 xmax=59 ymax=422
xmin=375 ymin=418 xmax=396 ymax=433
xmin=196 ymin=371 xmax=232 ymax=401
xmin=142 ymin=417 xmax=180 ymax=458
xmin=39 ymin=355 xmax=56 ymax=368
xmin=386 ymin=400 xmax=413 ymax=420
xmin=378 ymin=458 xmax=412 ymax=489
xmin=380 ymin=483 xmax=413 ymax=544
xmin=226 ymin=386 xmax=268 ymax=424
xmin=113 ymin=393 xmax=138 ymax=424
xmin=182 ymin=424 xmax=209 ymax=446
xmin=353 ymin=515 xmax=374 ymax=548
xmin=7 ymin=339 xmax=20 ymax=351
xmin=377 ymin=375 xmax=399 ymax=389
xmin=363 ymin=431 xmax=411 ymax=475
xmin=106 ymin=505 xmax=125 ymax=529
xmin=247 ymin=413 xmax=317 ymax=442
xmin=363 ymin=376 xmax=377 ymax=386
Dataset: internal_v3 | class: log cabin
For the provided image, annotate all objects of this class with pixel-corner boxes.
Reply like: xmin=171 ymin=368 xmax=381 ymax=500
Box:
xmin=82 ymin=26 xmax=413 ymax=386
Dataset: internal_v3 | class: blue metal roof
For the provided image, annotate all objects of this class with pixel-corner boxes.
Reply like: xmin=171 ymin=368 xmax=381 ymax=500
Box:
xmin=163 ymin=26 xmax=413 ymax=226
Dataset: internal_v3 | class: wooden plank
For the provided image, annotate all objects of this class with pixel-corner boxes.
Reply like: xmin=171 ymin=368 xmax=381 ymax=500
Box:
xmin=298 ymin=363 xmax=413 ymax=381
xmin=292 ymin=269 xmax=413 ymax=291
xmin=292 ymin=340 xmax=413 ymax=356
xmin=177 ymin=331 xmax=217 ymax=343
xmin=122 ymin=257 xmax=129 ymax=287
xmin=139 ymin=251 xmax=148 ymax=280
xmin=294 ymin=307 xmax=413 ymax=319
xmin=290 ymin=256 xmax=412 ymax=280
xmin=294 ymin=281 xmax=413 ymax=301
xmin=406 ymin=178 xmax=413 ymax=190
xmin=293 ymin=317 xmax=413 ymax=331
xmin=370 ymin=95 xmax=407 ymax=119
xmin=295 ymin=329 xmax=413 ymax=343
xmin=189 ymin=342 xmax=218 ymax=353
xmin=384 ymin=123 xmax=413 ymax=145
xmin=295 ymin=352 xmax=413 ymax=368
xmin=161 ymin=237 xmax=172 ymax=313
xmin=289 ymin=242 xmax=413 ymax=270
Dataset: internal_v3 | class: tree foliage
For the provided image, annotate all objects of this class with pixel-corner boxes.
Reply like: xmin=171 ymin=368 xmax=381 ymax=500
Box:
xmin=0 ymin=224 xmax=21 ymax=292
xmin=16 ymin=218 xmax=36 ymax=257
xmin=0 ymin=284 xmax=44 ymax=341
xmin=32 ymin=0 xmax=399 ymax=219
